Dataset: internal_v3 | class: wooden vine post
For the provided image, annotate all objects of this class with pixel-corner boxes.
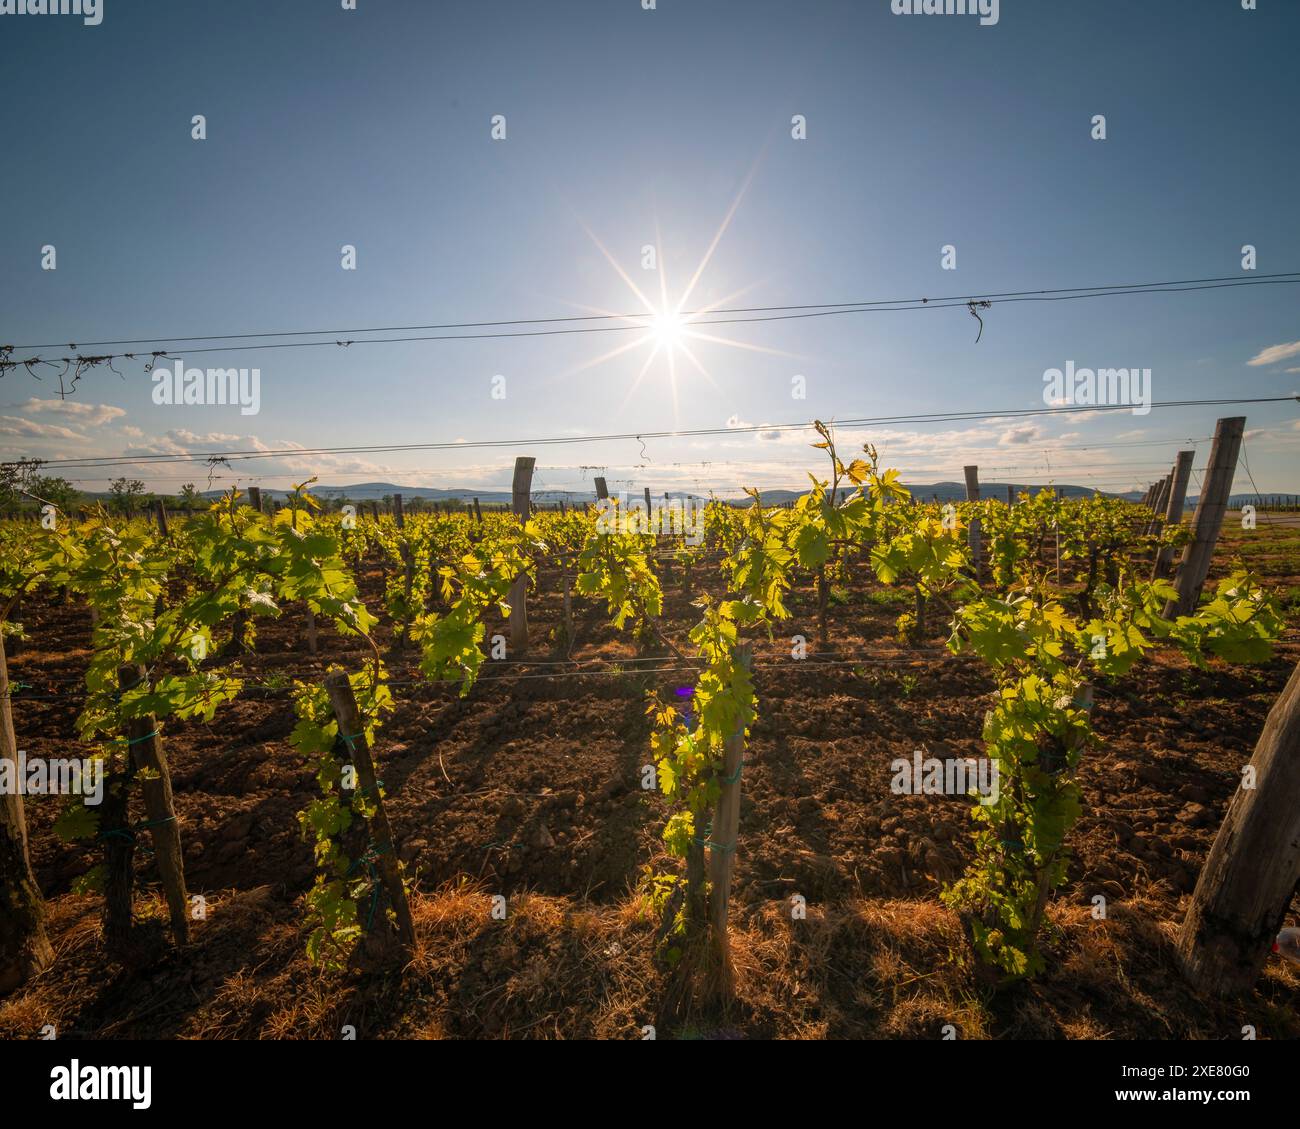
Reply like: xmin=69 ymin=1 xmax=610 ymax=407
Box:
xmin=101 ymin=702 xmax=139 ymax=955
xmin=1177 ymin=658 xmax=1300 ymax=995
xmin=1152 ymin=449 xmax=1196 ymax=580
xmin=118 ymin=664 xmax=189 ymax=945
xmin=1145 ymin=475 xmax=1170 ymax=538
xmin=816 ymin=560 xmax=830 ymax=646
xmin=394 ymin=493 xmax=414 ymax=649
xmin=323 ymin=671 xmax=415 ymax=954
xmin=509 ymin=457 xmax=535 ymax=654
xmin=1165 ymin=416 xmax=1245 ymax=618
xmin=0 ymin=631 xmax=53 ymax=992
xmin=593 ymin=476 xmax=609 ymax=501
xmin=247 ymin=486 xmax=262 ymax=513
xmin=963 ymin=466 xmax=982 ymax=583
xmin=708 ymin=644 xmax=752 ymax=986
xmin=151 ymin=500 xmax=172 ymax=620
xmin=561 ymin=573 xmax=573 ymax=647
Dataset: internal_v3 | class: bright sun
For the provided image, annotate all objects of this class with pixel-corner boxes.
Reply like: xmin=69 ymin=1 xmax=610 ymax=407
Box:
xmin=650 ymin=310 xmax=684 ymax=348
xmin=563 ymin=159 xmax=797 ymax=424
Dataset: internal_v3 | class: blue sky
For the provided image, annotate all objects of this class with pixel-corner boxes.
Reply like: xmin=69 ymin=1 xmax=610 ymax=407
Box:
xmin=1 ymin=0 xmax=1297 ymax=498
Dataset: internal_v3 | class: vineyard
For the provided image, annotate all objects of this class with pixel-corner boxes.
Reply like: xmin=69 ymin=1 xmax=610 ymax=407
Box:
xmin=0 ymin=419 xmax=1297 ymax=1039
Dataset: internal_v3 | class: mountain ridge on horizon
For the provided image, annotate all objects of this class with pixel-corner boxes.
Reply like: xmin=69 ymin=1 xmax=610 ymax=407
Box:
xmin=189 ymin=479 xmax=1157 ymax=505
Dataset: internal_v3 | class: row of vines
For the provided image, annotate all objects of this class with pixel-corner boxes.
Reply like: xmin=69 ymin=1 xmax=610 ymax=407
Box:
xmin=0 ymin=428 xmax=1284 ymax=1005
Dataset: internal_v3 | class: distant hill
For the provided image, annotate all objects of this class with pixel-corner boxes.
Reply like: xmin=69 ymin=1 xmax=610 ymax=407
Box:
xmin=197 ymin=483 xmax=703 ymax=505
xmin=192 ymin=479 xmax=1144 ymax=506
xmin=758 ymin=481 xmax=1131 ymax=505
xmin=1227 ymin=493 xmax=1300 ymax=507
xmin=76 ymin=479 xmax=1299 ymax=509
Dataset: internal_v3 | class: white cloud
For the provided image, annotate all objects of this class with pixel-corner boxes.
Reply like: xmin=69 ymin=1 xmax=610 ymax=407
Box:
xmin=104 ymin=429 xmax=391 ymax=491
xmin=18 ymin=398 xmax=126 ymax=426
xmin=1246 ymin=341 xmax=1300 ymax=367
xmin=998 ymin=425 xmax=1043 ymax=447
xmin=0 ymin=416 xmax=83 ymax=440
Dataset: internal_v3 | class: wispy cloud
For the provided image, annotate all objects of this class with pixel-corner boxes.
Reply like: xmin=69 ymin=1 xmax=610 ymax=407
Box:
xmin=1246 ymin=341 xmax=1300 ymax=367
xmin=0 ymin=416 xmax=85 ymax=440
xmin=998 ymin=425 xmax=1043 ymax=447
xmin=17 ymin=398 xmax=126 ymax=426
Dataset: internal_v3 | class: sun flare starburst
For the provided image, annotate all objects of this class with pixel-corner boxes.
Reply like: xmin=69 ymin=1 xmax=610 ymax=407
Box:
xmin=555 ymin=156 xmax=803 ymax=425
xmin=650 ymin=309 xmax=685 ymax=349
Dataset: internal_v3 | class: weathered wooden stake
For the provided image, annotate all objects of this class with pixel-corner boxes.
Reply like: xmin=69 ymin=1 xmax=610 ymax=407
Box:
xmin=964 ymin=466 xmax=982 ymax=582
xmin=118 ymin=665 xmax=188 ymax=945
xmin=247 ymin=486 xmax=262 ymax=513
xmin=1177 ymin=658 xmax=1300 ymax=995
xmin=594 ymin=476 xmax=609 ymax=501
xmin=0 ymin=633 xmax=53 ymax=992
xmin=1144 ymin=475 xmax=1171 ymax=539
xmin=509 ymin=457 xmax=535 ymax=653
xmin=323 ymin=672 xmax=415 ymax=953
xmin=1165 ymin=417 xmax=1246 ymax=617
xmin=708 ymin=644 xmax=752 ymax=979
xmin=101 ymin=730 xmax=137 ymax=955
xmin=393 ymin=494 xmax=414 ymax=648
xmin=1152 ymin=450 xmax=1196 ymax=580
xmin=816 ymin=565 xmax=829 ymax=645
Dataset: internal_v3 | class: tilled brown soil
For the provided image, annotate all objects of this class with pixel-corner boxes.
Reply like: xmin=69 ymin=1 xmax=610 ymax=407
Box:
xmin=2 ymin=520 xmax=1298 ymax=1039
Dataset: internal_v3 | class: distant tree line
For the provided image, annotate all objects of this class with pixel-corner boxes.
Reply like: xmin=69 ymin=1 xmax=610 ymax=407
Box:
xmin=0 ymin=469 xmax=485 ymax=519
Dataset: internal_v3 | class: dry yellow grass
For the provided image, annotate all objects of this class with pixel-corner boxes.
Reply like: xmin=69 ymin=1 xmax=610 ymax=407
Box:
xmin=3 ymin=881 xmax=1296 ymax=1040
